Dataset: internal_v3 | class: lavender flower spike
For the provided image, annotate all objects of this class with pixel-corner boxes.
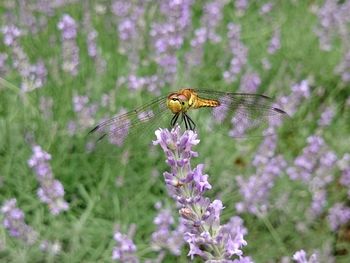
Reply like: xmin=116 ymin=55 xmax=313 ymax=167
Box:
xmin=112 ymin=225 xmax=139 ymax=262
xmin=292 ymin=249 xmax=318 ymax=263
xmin=151 ymin=206 xmax=185 ymax=255
xmin=28 ymin=145 xmax=69 ymax=215
xmin=154 ymin=125 xmax=248 ymax=261
xmin=1 ymin=199 xmax=38 ymax=244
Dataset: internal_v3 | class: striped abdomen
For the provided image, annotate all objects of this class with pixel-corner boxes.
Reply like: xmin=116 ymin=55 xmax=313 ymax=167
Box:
xmin=191 ymin=96 xmax=220 ymax=109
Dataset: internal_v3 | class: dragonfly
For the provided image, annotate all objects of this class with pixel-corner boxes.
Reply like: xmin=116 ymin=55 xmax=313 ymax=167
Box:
xmin=89 ymin=88 xmax=288 ymax=145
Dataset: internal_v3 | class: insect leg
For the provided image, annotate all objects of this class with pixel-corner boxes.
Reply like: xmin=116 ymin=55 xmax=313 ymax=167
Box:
xmin=184 ymin=113 xmax=196 ymax=130
xmin=183 ymin=114 xmax=189 ymax=130
xmin=170 ymin=112 xmax=180 ymax=127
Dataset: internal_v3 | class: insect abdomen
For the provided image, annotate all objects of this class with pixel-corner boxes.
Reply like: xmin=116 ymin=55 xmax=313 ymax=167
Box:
xmin=192 ymin=97 xmax=220 ymax=109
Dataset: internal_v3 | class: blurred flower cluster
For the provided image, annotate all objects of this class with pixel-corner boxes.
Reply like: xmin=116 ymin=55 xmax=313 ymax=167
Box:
xmin=1 ymin=24 xmax=47 ymax=92
xmin=293 ymin=249 xmax=318 ymax=263
xmin=57 ymin=14 xmax=79 ymax=76
xmin=151 ymin=204 xmax=185 ymax=255
xmin=112 ymin=225 xmax=138 ymax=262
xmin=68 ymin=94 xmax=98 ymax=136
xmin=236 ymin=132 xmax=286 ymax=216
xmin=314 ymin=0 xmax=350 ymax=82
xmin=186 ymin=0 xmax=227 ymax=66
xmin=1 ymin=199 xmax=38 ymax=245
xmin=223 ymin=23 xmax=248 ymax=83
xmin=28 ymin=145 xmax=69 ymax=215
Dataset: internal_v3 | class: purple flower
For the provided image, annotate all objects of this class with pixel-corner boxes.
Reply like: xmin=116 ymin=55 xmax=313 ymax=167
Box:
xmin=112 ymin=225 xmax=139 ymax=262
xmin=260 ymin=2 xmax=273 ymax=15
xmin=318 ymin=106 xmax=335 ymax=127
xmin=28 ymin=145 xmax=53 ymax=180
xmin=236 ymin=133 xmax=286 ymax=216
xmin=339 ymin=153 xmax=350 ymax=198
xmin=268 ymin=29 xmax=281 ymax=54
xmin=112 ymin=1 xmax=146 ymax=76
xmin=150 ymin=0 xmax=193 ymax=84
xmin=87 ymin=30 xmax=98 ymax=57
xmin=286 ymin=135 xmax=336 ymax=185
xmin=154 ymin=126 xmax=248 ymax=261
xmin=286 ymin=134 xmax=338 ymax=221
xmin=106 ymin=108 xmax=130 ymax=147
xmin=239 ymin=72 xmax=261 ymax=93
xmin=235 ymin=0 xmax=249 ymax=15
xmin=57 ymin=14 xmax=77 ymax=39
xmin=309 ymin=189 xmax=327 ymax=218
xmin=118 ymin=19 xmax=136 ymax=41
xmin=117 ymin=73 xmax=161 ymax=94
xmin=293 ymin=249 xmax=318 ymax=263
xmin=1 ymin=25 xmax=47 ymax=92
xmin=112 ymin=1 xmax=131 ymax=17
xmin=151 ymin=206 xmax=185 ymax=255
xmin=20 ymin=60 xmax=47 ymax=92
xmin=58 ymin=14 xmax=79 ymax=75
xmin=314 ymin=0 xmax=350 ymax=51
xmin=1 ymin=25 xmax=21 ymax=46
xmin=212 ymin=94 xmax=232 ymax=123
xmin=193 ymin=164 xmax=212 ymax=192
xmin=223 ymin=23 xmax=248 ymax=83
xmin=186 ymin=0 xmax=226 ymax=66
xmin=1 ymin=199 xmax=38 ymax=244
xmin=335 ymin=50 xmax=350 ymax=82
xmin=202 ymin=0 xmax=226 ymax=43
xmin=69 ymin=94 xmax=98 ymax=135
xmin=278 ymin=80 xmax=310 ymax=116
xmin=28 ymin=145 xmax=69 ymax=215
xmin=138 ymin=110 xmax=155 ymax=122
xmin=327 ymin=203 xmax=350 ymax=231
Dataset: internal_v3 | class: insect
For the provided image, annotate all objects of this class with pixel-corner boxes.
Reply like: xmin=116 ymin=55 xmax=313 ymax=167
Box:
xmin=89 ymin=88 xmax=288 ymax=145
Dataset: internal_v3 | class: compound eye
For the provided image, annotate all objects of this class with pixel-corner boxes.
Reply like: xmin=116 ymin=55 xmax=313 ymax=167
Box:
xmin=172 ymin=98 xmax=177 ymax=101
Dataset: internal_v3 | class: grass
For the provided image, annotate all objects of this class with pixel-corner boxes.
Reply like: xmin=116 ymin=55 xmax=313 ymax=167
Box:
xmin=1 ymin=0 xmax=350 ymax=262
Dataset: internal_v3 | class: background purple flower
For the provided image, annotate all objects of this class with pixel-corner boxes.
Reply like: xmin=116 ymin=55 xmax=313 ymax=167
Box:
xmin=339 ymin=153 xmax=350 ymax=198
xmin=112 ymin=225 xmax=139 ymax=262
xmin=186 ymin=0 xmax=226 ymax=66
xmin=150 ymin=0 xmax=193 ymax=84
xmin=235 ymin=0 xmax=249 ymax=16
xmin=318 ymin=106 xmax=335 ymax=127
xmin=151 ymin=206 xmax=185 ymax=255
xmin=1 ymin=25 xmax=21 ymax=46
xmin=239 ymin=71 xmax=261 ymax=93
xmin=58 ymin=14 xmax=79 ymax=76
xmin=260 ymin=2 xmax=273 ymax=15
xmin=327 ymin=203 xmax=350 ymax=231
xmin=236 ymin=134 xmax=287 ymax=216
xmin=1 ymin=199 xmax=38 ymax=245
xmin=223 ymin=23 xmax=248 ymax=83
xmin=1 ymin=24 xmax=47 ymax=92
xmin=293 ymin=249 xmax=318 ymax=263
xmin=278 ymin=80 xmax=310 ymax=116
xmin=268 ymin=29 xmax=281 ymax=54
xmin=28 ymin=145 xmax=69 ymax=215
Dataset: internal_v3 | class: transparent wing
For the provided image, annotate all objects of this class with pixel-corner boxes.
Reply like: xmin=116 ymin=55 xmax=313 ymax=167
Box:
xmin=89 ymin=96 xmax=169 ymax=144
xmin=195 ymin=90 xmax=289 ymax=137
